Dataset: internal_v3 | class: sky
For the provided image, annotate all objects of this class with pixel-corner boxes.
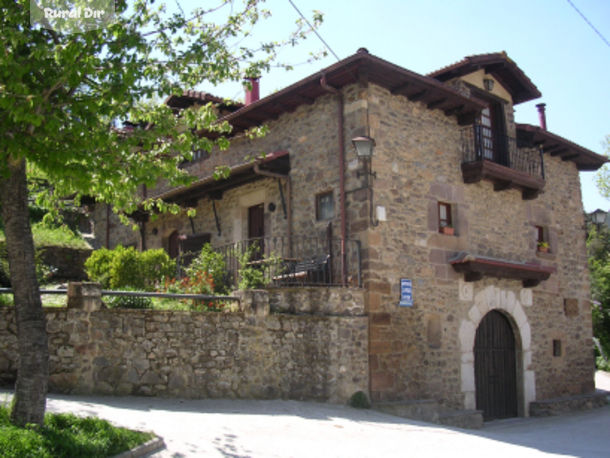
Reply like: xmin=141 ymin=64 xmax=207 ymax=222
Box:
xmin=178 ymin=0 xmax=610 ymax=212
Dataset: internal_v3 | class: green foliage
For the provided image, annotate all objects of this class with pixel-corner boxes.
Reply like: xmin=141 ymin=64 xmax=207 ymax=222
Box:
xmin=587 ymin=224 xmax=610 ymax=369
xmin=30 ymin=222 xmax=91 ymax=249
xmin=236 ymin=243 xmax=282 ymax=290
xmin=161 ymin=274 xmax=227 ymax=311
xmin=0 ymin=1 xmax=323 ymax=216
xmin=85 ymin=246 xmax=175 ymax=291
xmin=349 ymin=391 xmax=371 ymax=409
xmin=0 ymin=404 xmax=154 ymax=458
xmin=186 ymin=244 xmax=230 ymax=295
xmin=105 ymin=288 xmax=153 ymax=310
xmin=0 ymin=293 xmax=13 ymax=307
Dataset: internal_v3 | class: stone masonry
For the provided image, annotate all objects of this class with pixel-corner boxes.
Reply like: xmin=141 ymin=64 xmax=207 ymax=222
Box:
xmin=0 ymin=286 xmax=368 ymax=403
xmin=89 ymin=50 xmax=603 ymax=419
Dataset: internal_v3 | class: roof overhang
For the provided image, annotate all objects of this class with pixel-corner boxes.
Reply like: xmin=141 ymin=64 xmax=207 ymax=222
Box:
xmin=428 ymin=52 xmax=541 ymax=105
xmin=200 ymin=49 xmax=487 ymax=137
xmin=516 ymin=124 xmax=608 ymax=171
xmin=165 ymin=90 xmax=244 ymax=112
xmin=449 ymin=252 xmax=555 ymax=288
xmin=158 ymin=150 xmax=290 ymax=205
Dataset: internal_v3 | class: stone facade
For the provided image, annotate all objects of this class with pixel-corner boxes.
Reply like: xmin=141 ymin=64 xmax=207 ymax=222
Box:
xmin=0 ymin=302 xmax=368 ymax=403
xmin=355 ymin=82 xmax=595 ymax=412
xmin=87 ymin=51 xmax=605 ymax=420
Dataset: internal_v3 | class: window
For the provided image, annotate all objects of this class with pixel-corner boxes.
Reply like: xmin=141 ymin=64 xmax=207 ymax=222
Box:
xmin=553 ymin=339 xmax=562 ymax=357
xmin=316 ymin=191 xmax=334 ymax=221
xmin=438 ymin=202 xmax=453 ymax=234
xmin=536 ymin=225 xmax=549 ymax=252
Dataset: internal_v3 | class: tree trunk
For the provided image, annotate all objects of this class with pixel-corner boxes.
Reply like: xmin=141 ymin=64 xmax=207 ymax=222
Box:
xmin=0 ymin=155 xmax=48 ymax=427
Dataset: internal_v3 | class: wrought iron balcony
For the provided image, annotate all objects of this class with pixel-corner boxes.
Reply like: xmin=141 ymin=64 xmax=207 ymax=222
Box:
xmin=178 ymin=235 xmax=362 ymax=289
xmin=460 ymin=125 xmax=545 ymax=200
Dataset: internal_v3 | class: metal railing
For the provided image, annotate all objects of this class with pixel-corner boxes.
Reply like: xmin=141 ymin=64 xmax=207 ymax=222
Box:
xmin=199 ymin=235 xmax=362 ymax=289
xmin=461 ymin=125 xmax=544 ymax=179
xmin=0 ymin=288 xmax=238 ymax=305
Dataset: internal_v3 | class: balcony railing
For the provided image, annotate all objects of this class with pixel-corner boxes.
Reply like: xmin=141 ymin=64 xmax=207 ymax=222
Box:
xmin=460 ymin=125 xmax=545 ymax=200
xmin=179 ymin=235 xmax=362 ymax=289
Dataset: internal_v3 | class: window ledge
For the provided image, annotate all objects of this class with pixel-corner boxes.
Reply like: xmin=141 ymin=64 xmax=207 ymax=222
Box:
xmin=536 ymin=251 xmax=556 ymax=260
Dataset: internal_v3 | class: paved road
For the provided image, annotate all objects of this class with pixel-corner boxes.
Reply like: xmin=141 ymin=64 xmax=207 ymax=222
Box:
xmin=2 ymin=372 xmax=610 ymax=457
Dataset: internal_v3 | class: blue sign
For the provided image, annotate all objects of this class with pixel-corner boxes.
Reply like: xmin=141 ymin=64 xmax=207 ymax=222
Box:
xmin=399 ymin=278 xmax=413 ymax=307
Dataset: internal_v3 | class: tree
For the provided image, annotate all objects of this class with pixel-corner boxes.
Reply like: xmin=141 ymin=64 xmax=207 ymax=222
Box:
xmin=587 ymin=223 xmax=610 ymax=366
xmin=0 ymin=0 xmax=322 ymax=426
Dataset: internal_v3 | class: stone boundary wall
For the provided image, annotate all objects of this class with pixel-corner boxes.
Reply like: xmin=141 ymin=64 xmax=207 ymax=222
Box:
xmin=0 ymin=300 xmax=368 ymax=403
xmin=267 ymin=287 xmax=364 ymax=316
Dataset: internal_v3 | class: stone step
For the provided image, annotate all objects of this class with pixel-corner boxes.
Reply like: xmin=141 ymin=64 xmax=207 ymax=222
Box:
xmin=529 ymin=391 xmax=608 ymax=417
xmin=438 ymin=409 xmax=484 ymax=429
xmin=372 ymin=399 xmax=440 ymax=423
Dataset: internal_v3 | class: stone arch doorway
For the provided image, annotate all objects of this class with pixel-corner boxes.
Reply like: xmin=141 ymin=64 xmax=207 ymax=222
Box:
xmin=459 ymin=285 xmax=535 ymax=418
xmin=474 ymin=310 xmax=518 ymax=421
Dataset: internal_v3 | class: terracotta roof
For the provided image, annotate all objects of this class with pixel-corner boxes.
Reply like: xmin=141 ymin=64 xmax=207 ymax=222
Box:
xmin=200 ymin=48 xmax=487 ymax=137
xmin=428 ymin=52 xmax=541 ymax=105
xmin=516 ymin=124 xmax=608 ymax=171
xmin=165 ymin=90 xmax=243 ymax=112
xmin=157 ymin=150 xmax=290 ymax=204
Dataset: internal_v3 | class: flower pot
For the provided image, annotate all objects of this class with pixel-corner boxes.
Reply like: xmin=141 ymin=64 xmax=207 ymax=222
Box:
xmin=538 ymin=246 xmax=549 ymax=253
xmin=441 ymin=227 xmax=455 ymax=236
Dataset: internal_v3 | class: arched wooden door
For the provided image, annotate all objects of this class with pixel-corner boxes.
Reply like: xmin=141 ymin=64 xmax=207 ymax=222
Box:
xmin=474 ymin=310 xmax=518 ymax=421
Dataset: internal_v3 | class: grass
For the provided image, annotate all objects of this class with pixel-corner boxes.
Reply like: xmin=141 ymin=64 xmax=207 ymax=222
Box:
xmin=0 ymin=223 xmax=91 ymax=250
xmin=0 ymin=404 xmax=154 ymax=458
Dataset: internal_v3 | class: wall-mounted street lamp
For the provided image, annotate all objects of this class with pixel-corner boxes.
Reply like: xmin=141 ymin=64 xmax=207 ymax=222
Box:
xmin=351 ymin=135 xmax=380 ymax=226
xmin=483 ymin=78 xmax=494 ymax=92
xmin=591 ymin=209 xmax=608 ymax=225
xmin=351 ymin=135 xmax=376 ymax=158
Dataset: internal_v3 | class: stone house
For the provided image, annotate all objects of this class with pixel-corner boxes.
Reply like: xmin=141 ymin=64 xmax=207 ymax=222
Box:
xmin=92 ymin=49 xmax=608 ymax=422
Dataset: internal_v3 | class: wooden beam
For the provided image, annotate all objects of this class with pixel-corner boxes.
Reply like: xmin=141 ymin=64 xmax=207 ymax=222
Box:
xmin=291 ymin=94 xmax=315 ymax=105
xmin=427 ymin=97 xmax=448 ymax=110
xmin=358 ymin=64 xmax=369 ymax=89
xmin=484 ymin=63 xmax=505 ymax=74
xmin=407 ymin=89 xmax=428 ymax=102
xmin=550 ymin=148 xmax=569 ymax=157
xmin=457 ymin=111 xmax=479 ymax=126
xmin=561 ymin=153 xmax=581 ymax=161
xmin=208 ymin=190 xmax=224 ymax=200
xmin=493 ymin=180 xmax=512 ymax=192
xmin=390 ymin=82 xmax=410 ymax=95
xmin=464 ymin=272 xmax=484 ymax=282
xmin=543 ymin=144 xmax=562 ymax=153
xmin=444 ymin=104 xmax=464 ymax=117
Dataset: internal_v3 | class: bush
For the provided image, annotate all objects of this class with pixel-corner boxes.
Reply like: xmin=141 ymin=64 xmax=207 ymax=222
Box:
xmin=85 ymin=246 xmax=175 ymax=291
xmin=186 ymin=244 xmax=230 ymax=295
xmin=105 ymin=289 xmax=153 ymax=310
xmin=237 ymin=243 xmax=282 ymax=290
xmin=349 ymin=391 xmax=371 ymax=409
xmin=161 ymin=273 xmax=226 ymax=311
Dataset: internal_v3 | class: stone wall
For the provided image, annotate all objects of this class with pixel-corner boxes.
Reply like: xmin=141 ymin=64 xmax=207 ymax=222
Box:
xmin=0 ymin=304 xmax=368 ymax=403
xmin=268 ymin=287 xmax=364 ymax=316
xmin=354 ymin=82 xmax=595 ymax=410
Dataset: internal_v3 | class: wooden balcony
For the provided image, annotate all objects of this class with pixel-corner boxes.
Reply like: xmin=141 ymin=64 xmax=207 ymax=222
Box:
xmin=461 ymin=125 xmax=545 ymax=200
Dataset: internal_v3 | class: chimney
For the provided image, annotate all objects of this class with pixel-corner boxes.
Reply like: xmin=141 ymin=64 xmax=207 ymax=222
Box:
xmin=536 ymin=103 xmax=547 ymax=130
xmin=244 ymin=77 xmax=260 ymax=105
